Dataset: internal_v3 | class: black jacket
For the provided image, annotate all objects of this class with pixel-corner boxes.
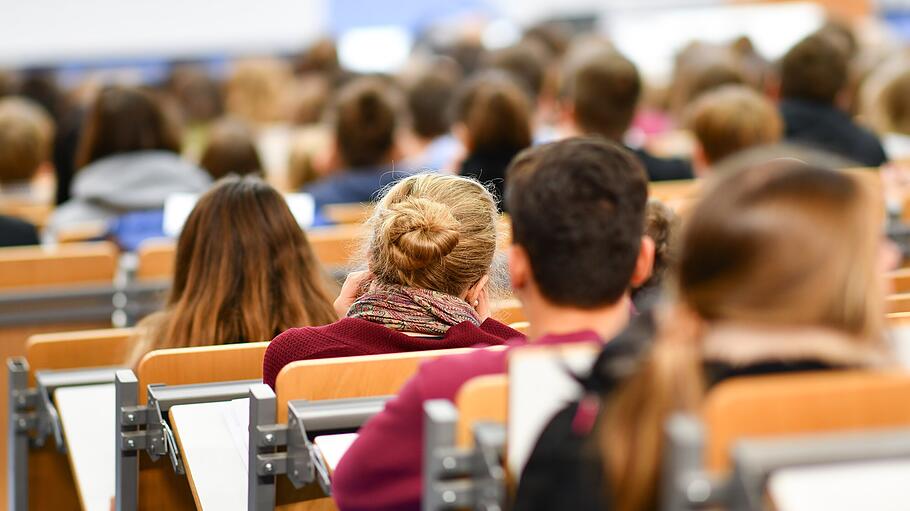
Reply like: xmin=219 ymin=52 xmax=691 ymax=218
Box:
xmin=513 ymin=314 xmax=842 ymax=511
xmin=0 ymin=215 xmax=39 ymax=248
xmin=631 ymin=147 xmax=694 ymax=182
xmin=459 ymin=147 xmax=522 ymax=212
xmin=780 ymin=99 xmax=887 ymax=167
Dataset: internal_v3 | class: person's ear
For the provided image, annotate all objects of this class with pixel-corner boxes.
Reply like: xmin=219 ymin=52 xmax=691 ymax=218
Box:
xmin=453 ymin=123 xmax=470 ymax=149
xmin=508 ymin=244 xmax=531 ymax=293
xmin=463 ymin=274 xmax=490 ymax=305
xmin=630 ymin=236 xmax=656 ymax=288
xmin=765 ymin=75 xmax=781 ymax=102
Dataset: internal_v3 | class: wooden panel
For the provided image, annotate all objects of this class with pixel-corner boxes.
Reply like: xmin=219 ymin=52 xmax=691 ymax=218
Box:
xmin=890 ymin=269 xmax=910 ymax=295
xmin=26 ymin=327 xmax=135 ymax=378
xmin=273 ymin=347 xmax=497 ymax=418
xmin=734 ymin=0 xmax=871 ymax=19
xmin=136 ymin=239 xmax=176 ymax=282
xmin=136 ymin=342 xmax=269 ymax=404
xmin=455 ymin=374 xmax=508 ymax=447
xmin=0 ymin=241 xmax=117 ymax=290
xmin=492 ymin=298 xmax=525 ymax=324
xmin=888 ymin=312 xmax=910 ymax=327
xmin=703 ymin=371 xmax=910 ymax=472
xmin=307 ymin=224 xmax=366 ymax=269
xmin=322 ymin=203 xmax=373 ymax=225
xmin=888 ymin=293 xmax=910 ymax=314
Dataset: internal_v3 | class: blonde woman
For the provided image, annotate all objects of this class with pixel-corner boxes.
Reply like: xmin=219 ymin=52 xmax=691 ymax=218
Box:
xmin=263 ymin=173 xmax=524 ymax=387
xmin=514 ymin=161 xmax=897 ymax=511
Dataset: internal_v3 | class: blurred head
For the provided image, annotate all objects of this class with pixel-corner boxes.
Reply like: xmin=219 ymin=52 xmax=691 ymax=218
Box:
xmin=75 ymin=85 xmax=180 ymax=169
xmin=679 ymin=162 xmax=885 ymax=339
xmin=406 ymin=68 xmax=458 ymax=141
xmin=687 ymin=85 xmax=783 ymax=169
xmin=561 ymin=51 xmax=641 ymax=142
xmin=452 ymin=72 xmax=532 ymax=153
xmin=780 ymin=33 xmax=848 ymax=105
xmin=366 ymin=173 xmax=498 ymax=298
xmin=0 ymin=97 xmax=53 ymax=184
xmin=485 ymin=42 xmax=548 ymax=102
xmin=167 ymin=64 xmax=224 ymax=125
xmin=880 ymin=67 xmax=910 ymax=135
xmin=506 ymin=138 xmax=651 ymax=309
xmin=225 ymin=58 xmax=294 ymax=124
xmin=199 ymin=118 xmax=263 ymax=179
xmin=135 ymin=176 xmax=336 ymax=360
xmin=333 ymin=77 xmax=400 ymax=169
xmin=599 ymin=162 xmax=890 ymax=511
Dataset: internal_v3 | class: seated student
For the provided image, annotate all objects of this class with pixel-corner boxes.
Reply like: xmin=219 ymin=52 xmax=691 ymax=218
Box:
xmin=873 ymin=67 xmax=910 ymax=160
xmin=513 ymin=160 xmax=895 ymax=511
xmin=779 ymin=32 xmax=887 ymax=167
xmin=303 ymin=77 xmax=409 ymax=210
xmin=264 ymin=173 xmax=523 ymax=388
xmin=198 ymin=118 xmax=263 ymax=179
xmin=558 ymin=50 xmax=694 ymax=181
xmin=128 ymin=176 xmax=336 ymax=366
xmin=455 ymin=72 xmax=533 ymax=209
xmin=0 ymin=96 xmax=54 ymax=203
xmin=47 ymin=85 xmax=210 ymax=239
xmin=401 ymin=64 xmax=462 ymax=173
xmin=631 ymin=200 xmax=678 ymax=313
xmin=330 ymin=138 xmax=654 ymax=511
xmin=686 ymin=85 xmax=783 ymax=176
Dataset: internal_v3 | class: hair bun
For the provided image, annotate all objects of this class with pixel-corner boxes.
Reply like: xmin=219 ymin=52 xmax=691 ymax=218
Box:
xmin=385 ymin=197 xmax=461 ymax=271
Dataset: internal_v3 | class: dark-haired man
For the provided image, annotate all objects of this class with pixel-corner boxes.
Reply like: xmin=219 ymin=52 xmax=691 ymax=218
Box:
xmin=331 ymin=137 xmax=654 ymax=511
xmin=779 ymin=32 xmax=886 ymax=167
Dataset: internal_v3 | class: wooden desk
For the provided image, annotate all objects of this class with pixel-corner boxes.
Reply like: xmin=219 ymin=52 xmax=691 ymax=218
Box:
xmin=55 ymin=384 xmax=116 ymax=511
xmin=768 ymin=459 xmax=910 ymax=511
xmin=170 ymin=399 xmax=248 ymax=510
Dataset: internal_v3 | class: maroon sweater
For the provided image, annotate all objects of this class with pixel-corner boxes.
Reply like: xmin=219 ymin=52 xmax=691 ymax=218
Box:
xmin=331 ymin=330 xmax=600 ymax=511
xmin=262 ymin=317 xmax=523 ymax=388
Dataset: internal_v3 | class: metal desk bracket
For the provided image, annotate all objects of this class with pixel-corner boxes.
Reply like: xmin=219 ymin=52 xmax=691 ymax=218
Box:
xmin=7 ymin=358 xmax=122 ymax=511
xmin=247 ymin=383 xmax=390 ymax=511
xmin=422 ymin=399 xmax=507 ymax=511
xmin=114 ymin=372 xmax=260 ymax=511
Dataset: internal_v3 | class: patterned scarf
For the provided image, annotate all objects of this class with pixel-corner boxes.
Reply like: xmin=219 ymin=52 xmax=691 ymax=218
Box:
xmin=347 ymin=284 xmax=480 ymax=336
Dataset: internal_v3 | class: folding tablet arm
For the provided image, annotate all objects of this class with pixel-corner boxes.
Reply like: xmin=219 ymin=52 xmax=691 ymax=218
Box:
xmin=247 ymin=383 xmax=391 ymax=511
xmin=7 ymin=358 xmax=122 ymax=511
xmin=660 ymin=413 xmax=910 ymax=511
xmin=113 ymin=371 xmax=259 ymax=511
xmin=422 ymin=399 xmax=507 ymax=511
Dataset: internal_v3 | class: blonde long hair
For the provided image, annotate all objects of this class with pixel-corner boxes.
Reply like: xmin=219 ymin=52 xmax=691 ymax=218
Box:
xmin=599 ymin=162 xmax=886 ymax=511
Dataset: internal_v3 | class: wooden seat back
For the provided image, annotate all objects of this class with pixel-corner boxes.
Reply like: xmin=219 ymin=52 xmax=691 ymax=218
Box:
xmin=19 ymin=327 xmax=136 ymax=509
xmin=704 ymin=371 xmax=910 ymax=472
xmin=492 ymin=298 xmax=525 ymax=324
xmin=455 ymin=374 xmax=508 ymax=447
xmin=136 ymin=239 xmax=176 ymax=282
xmin=0 ymin=242 xmax=118 ymax=506
xmin=305 ymin=224 xmax=366 ymax=269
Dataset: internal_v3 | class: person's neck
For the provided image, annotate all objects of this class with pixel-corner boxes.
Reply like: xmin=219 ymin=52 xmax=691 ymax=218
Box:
xmin=524 ymin=294 xmax=631 ymax=342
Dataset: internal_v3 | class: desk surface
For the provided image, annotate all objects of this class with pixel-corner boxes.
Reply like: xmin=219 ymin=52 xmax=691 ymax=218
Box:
xmin=170 ymin=399 xmax=248 ymax=511
xmin=769 ymin=459 xmax=910 ymax=511
xmin=314 ymin=433 xmax=358 ymax=476
xmin=55 ymin=383 xmax=116 ymax=511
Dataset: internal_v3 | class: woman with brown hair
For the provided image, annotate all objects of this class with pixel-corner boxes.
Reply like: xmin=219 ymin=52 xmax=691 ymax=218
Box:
xmin=263 ymin=173 xmax=524 ymax=388
xmin=47 ymin=85 xmax=210 ymax=238
xmin=514 ymin=161 xmax=897 ymax=511
xmin=455 ymin=72 xmax=533 ymax=210
xmin=128 ymin=176 xmax=337 ymax=366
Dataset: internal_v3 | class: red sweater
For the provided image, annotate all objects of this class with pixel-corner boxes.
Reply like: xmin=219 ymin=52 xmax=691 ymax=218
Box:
xmin=262 ymin=317 xmax=523 ymax=388
xmin=331 ymin=330 xmax=600 ymax=511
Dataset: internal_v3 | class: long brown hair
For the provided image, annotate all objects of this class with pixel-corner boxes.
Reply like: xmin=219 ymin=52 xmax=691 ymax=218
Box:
xmin=75 ymin=85 xmax=181 ymax=169
xmin=599 ymin=162 xmax=886 ymax=511
xmin=130 ymin=176 xmax=337 ymax=365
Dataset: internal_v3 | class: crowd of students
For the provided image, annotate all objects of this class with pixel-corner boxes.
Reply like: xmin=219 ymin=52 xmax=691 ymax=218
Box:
xmin=1 ymin=17 xmax=909 ymax=511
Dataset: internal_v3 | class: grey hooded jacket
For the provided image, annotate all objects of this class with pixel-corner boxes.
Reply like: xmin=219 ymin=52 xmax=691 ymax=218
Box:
xmin=47 ymin=151 xmax=211 ymax=239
